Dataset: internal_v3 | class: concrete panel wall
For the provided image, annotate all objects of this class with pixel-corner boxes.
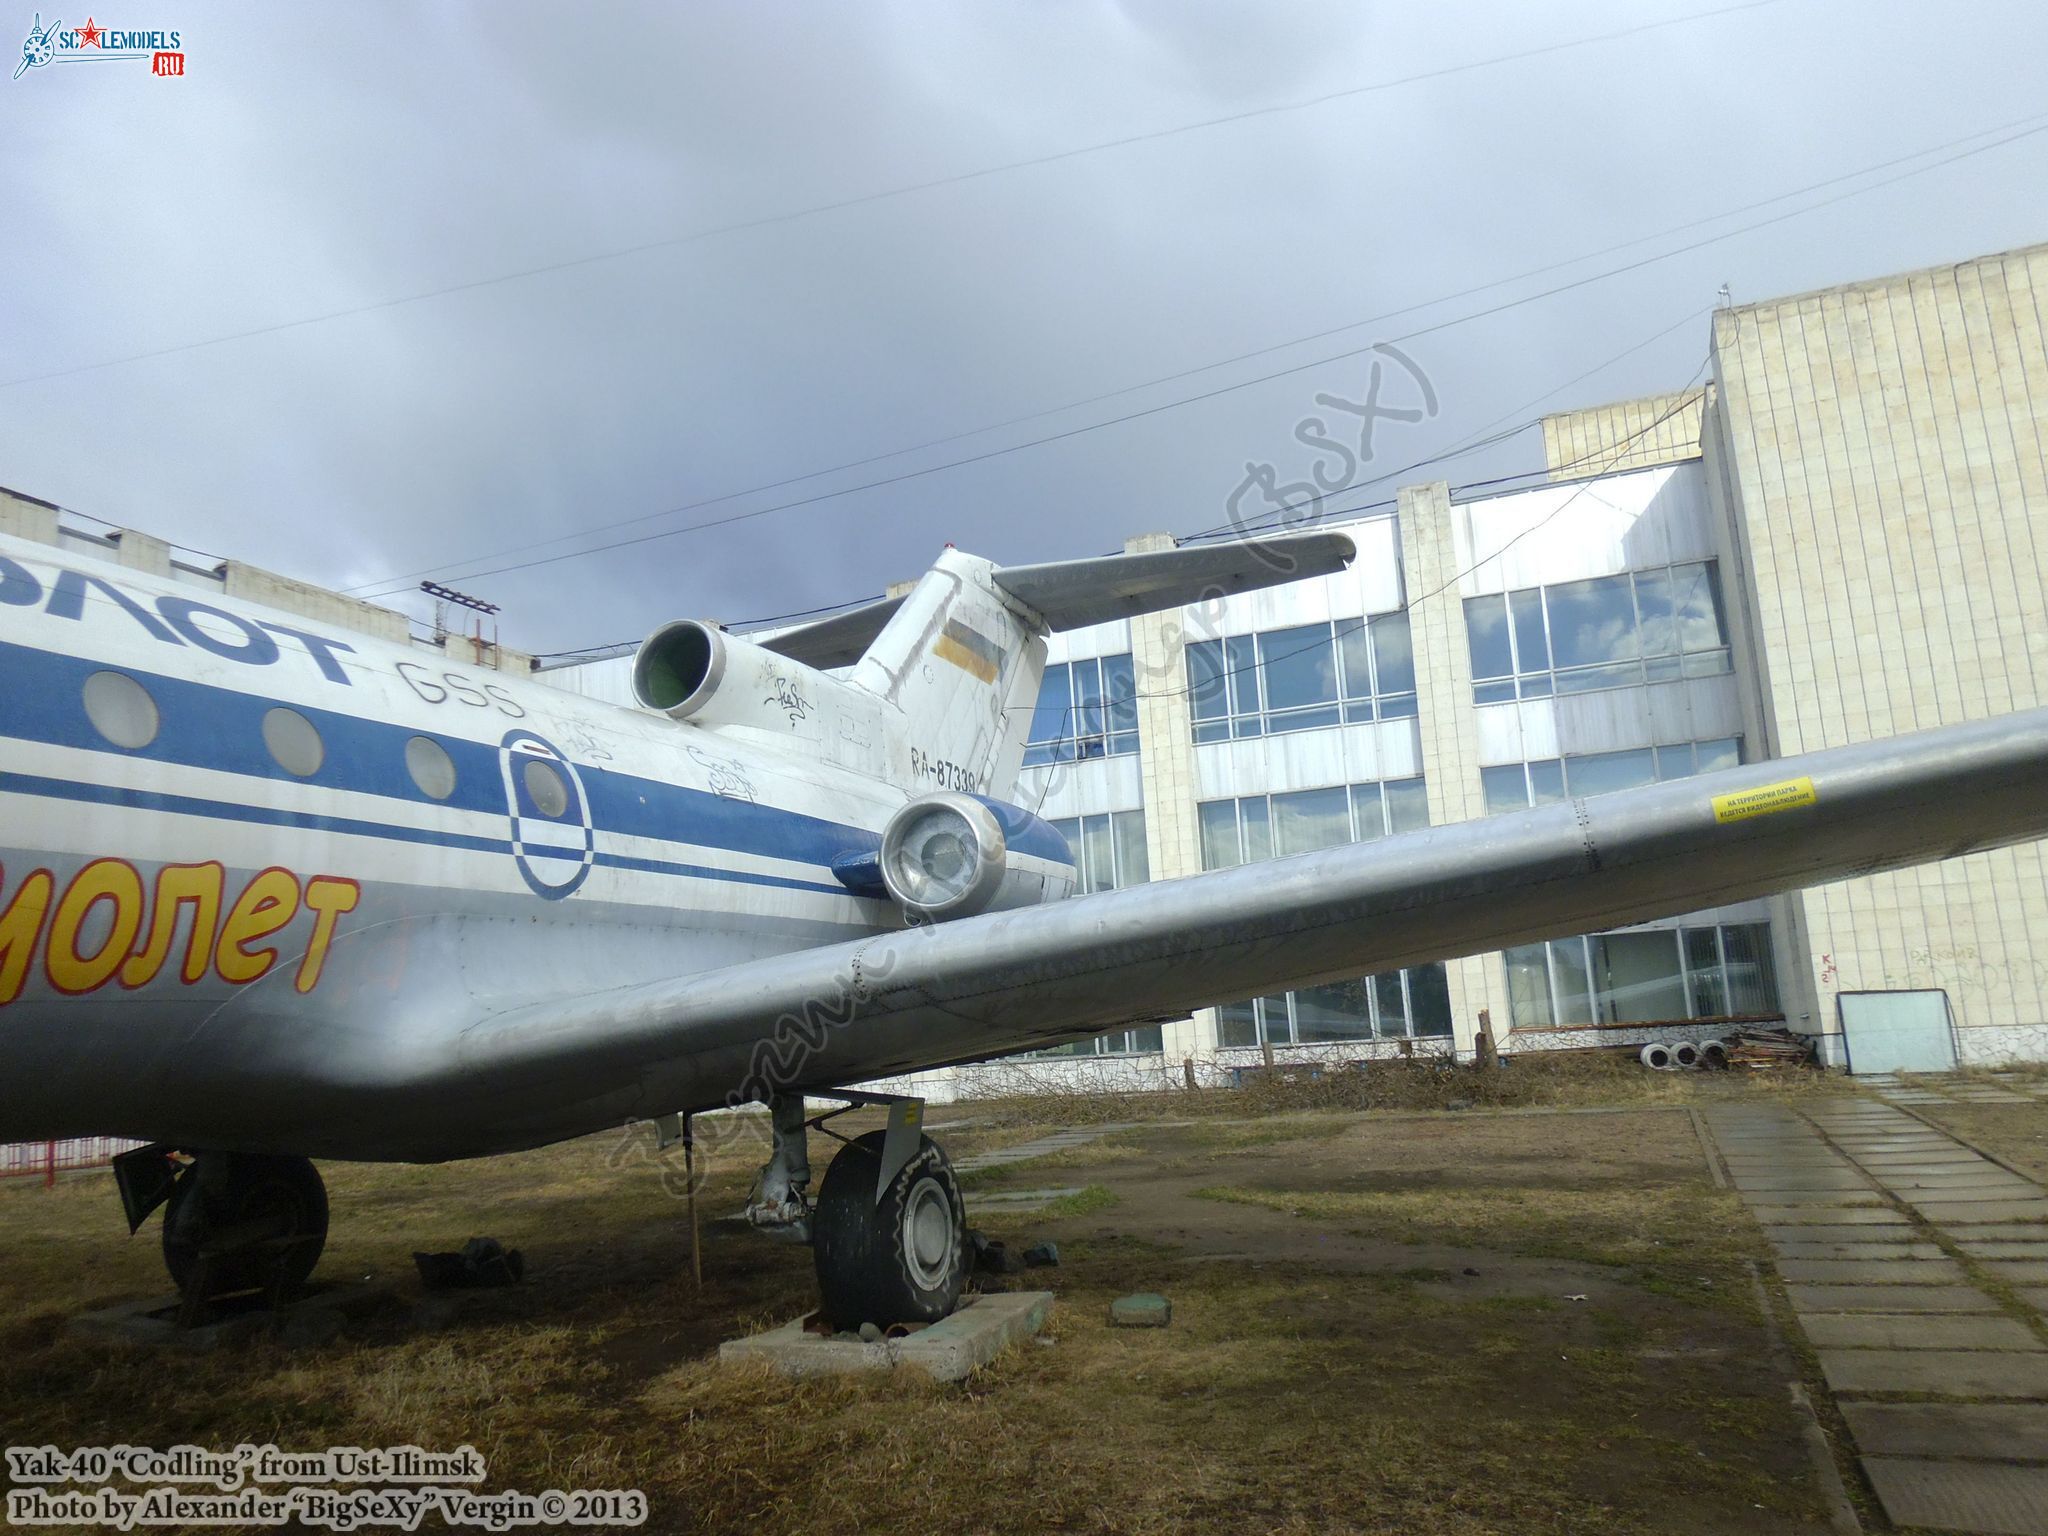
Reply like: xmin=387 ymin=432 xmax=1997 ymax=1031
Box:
xmin=1711 ymin=242 xmax=2048 ymax=1050
xmin=1541 ymin=389 xmax=1707 ymax=479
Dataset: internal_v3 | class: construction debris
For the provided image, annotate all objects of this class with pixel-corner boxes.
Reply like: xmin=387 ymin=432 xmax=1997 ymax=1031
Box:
xmin=1724 ymin=1027 xmax=1819 ymax=1070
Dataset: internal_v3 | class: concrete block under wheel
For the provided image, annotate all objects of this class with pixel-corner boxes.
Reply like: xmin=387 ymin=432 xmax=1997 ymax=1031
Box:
xmin=718 ymin=1292 xmax=1053 ymax=1382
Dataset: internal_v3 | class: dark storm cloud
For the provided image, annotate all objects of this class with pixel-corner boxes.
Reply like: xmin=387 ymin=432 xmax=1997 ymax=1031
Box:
xmin=3 ymin=0 xmax=2045 ymax=655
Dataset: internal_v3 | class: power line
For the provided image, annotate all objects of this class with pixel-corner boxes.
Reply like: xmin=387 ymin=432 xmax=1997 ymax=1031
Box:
xmin=340 ymin=107 xmax=2047 ymax=598
xmin=354 ymin=114 xmax=2048 ymax=600
xmin=0 ymin=0 xmax=1788 ymax=397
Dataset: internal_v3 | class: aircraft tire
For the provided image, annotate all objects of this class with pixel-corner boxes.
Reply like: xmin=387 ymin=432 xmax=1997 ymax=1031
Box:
xmin=162 ymin=1153 xmax=329 ymax=1299
xmin=812 ymin=1130 xmax=965 ymax=1330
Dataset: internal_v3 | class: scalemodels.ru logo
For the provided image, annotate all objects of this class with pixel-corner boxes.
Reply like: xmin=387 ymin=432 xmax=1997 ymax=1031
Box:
xmin=14 ymin=12 xmax=185 ymax=80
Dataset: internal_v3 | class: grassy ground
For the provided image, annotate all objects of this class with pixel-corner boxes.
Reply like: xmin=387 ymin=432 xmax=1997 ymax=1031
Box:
xmin=0 ymin=1064 xmax=1848 ymax=1535
xmin=1902 ymin=1099 xmax=2048 ymax=1184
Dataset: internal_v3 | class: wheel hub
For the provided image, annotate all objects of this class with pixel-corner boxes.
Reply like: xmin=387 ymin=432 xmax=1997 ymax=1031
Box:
xmin=902 ymin=1175 xmax=955 ymax=1290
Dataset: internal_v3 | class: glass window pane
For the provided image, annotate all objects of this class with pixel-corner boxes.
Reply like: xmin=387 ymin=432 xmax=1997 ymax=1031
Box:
xmin=1370 ymin=611 xmax=1415 ymax=696
xmin=1554 ymin=660 xmax=1639 ymax=694
xmin=1517 ymin=671 xmax=1554 ymax=699
xmin=1082 ymin=814 xmax=1115 ymax=894
xmin=1197 ymin=801 xmax=1240 ymax=870
xmin=1527 ymin=759 xmax=1566 ymax=804
xmin=1473 ymin=679 xmax=1518 ymax=706
xmin=1379 ymin=692 xmax=1418 ymax=719
xmin=83 ymin=670 xmax=159 ymax=750
xmin=1567 ymin=748 xmax=1657 ymax=798
xmin=1258 ymin=995 xmax=1293 ymax=1045
xmin=1697 ymin=737 xmax=1741 ymax=773
xmin=1187 ymin=640 xmax=1226 ymax=721
xmin=1407 ymin=965 xmax=1453 ymax=1036
xmin=1028 ymin=663 xmax=1073 ymax=753
xmin=1670 ymin=562 xmax=1729 ymax=652
xmin=1481 ymin=765 xmax=1530 ymax=815
xmin=1634 ymin=568 xmax=1677 ymax=657
xmin=1684 ymin=927 xmax=1725 ymax=1017
xmin=1464 ymin=595 xmax=1513 ymax=680
xmin=1337 ymin=623 xmax=1374 ymax=702
xmin=1722 ymin=923 xmax=1779 ymax=1014
xmin=1227 ymin=635 xmax=1262 ymax=716
xmin=1271 ymin=786 xmax=1352 ymax=857
xmin=1297 ymin=980 xmax=1374 ymax=1042
xmin=1376 ymin=974 xmax=1409 ymax=1048
xmin=1217 ymin=999 xmax=1258 ymax=1048
xmin=1102 ymin=653 xmax=1138 ymax=737
xmin=1112 ymin=809 xmax=1149 ymax=887
xmin=1260 ymin=625 xmax=1340 ymax=725
xmin=1682 ymin=647 xmax=1732 ymax=678
xmin=1074 ymin=658 xmax=1106 ymax=752
xmin=1593 ymin=931 xmax=1688 ymax=1023
xmin=1551 ymin=937 xmax=1594 ymax=1023
xmin=1384 ymin=777 xmax=1430 ymax=833
xmin=1545 ymin=575 xmax=1640 ymax=668
xmin=1350 ymin=782 xmax=1385 ymax=840
xmin=1049 ymin=817 xmax=1079 ymax=868
xmin=1504 ymin=943 xmax=1553 ymax=1028
xmin=1643 ymin=654 xmax=1683 ymax=683
xmin=1653 ymin=743 xmax=1696 ymax=781
xmin=1241 ymin=797 xmax=1272 ymax=862
xmin=1508 ymin=588 xmax=1548 ymax=674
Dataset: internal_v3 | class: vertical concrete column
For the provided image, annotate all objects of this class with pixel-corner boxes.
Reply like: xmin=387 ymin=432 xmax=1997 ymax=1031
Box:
xmin=1124 ymin=532 xmax=1212 ymax=1062
xmin=0 ymin=489 xmax=60 ymax=545
xmin=1397 ymin=481 xmax=1507 ymax=1057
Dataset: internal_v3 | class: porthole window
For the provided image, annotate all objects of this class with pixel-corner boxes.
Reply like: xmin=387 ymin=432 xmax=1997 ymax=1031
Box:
xmin=522 ymin=757 xmax=569 ymax=818
xmin=405 ymin=736 xmax=457 ymax=800
xmin=82 ymin=670 xmax=160 ymax=750
xmin=262 ymin=707 xmax=324 ymax=777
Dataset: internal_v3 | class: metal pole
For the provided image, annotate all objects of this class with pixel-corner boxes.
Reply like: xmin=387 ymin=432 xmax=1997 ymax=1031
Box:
xmin=684 ymin=1115 xmax=701 ymax=1290
xmin=44 ymin=1140 xmax=55 ymax=1190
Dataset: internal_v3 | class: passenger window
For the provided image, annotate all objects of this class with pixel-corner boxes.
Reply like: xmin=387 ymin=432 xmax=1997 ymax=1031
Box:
xmin=523 ymin=758 xmax=569 ymax=817
xmin=405 ymin=736 xmax=457 ymax=800
xmin=82 ymin=670 xmax=159 ymax=749
xmin=262 ymin=707 xmax=324 ymax=777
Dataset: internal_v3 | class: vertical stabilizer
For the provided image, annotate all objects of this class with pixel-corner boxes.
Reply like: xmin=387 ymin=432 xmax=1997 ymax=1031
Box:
xmin=847 ymin=550 xmax=1047 ymax=801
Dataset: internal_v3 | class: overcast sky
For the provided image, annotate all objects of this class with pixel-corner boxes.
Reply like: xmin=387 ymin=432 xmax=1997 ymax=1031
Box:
xmin=4 ymin=0 xmax=2046 ymax=656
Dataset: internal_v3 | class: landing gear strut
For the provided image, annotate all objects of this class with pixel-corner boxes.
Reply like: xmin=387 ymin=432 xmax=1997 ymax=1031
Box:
xmin=115 ymin=1149 xmax=330 ymax=1303
xmin=743 ymin=1092 xmax=968 ymax=1330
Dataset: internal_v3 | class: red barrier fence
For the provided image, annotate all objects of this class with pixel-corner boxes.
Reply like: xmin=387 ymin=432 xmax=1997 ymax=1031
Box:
xmin=0 ymin=1139 xmax=144 ymax=1186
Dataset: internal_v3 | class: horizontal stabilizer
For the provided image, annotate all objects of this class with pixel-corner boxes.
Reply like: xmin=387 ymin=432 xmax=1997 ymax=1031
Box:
xmin=757 ymin=532 xmax=1355 ymax=668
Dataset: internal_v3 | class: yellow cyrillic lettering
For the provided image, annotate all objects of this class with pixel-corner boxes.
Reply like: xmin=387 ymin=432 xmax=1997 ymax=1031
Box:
xmin=46 ymin=859 xmax=145 ymax=995
xmin=0 ymin=864 xmax=54 ymax=1005
xmin=295 ymin=877 xmax=361 ymax=993
xmin=120 ymin=862 xmax=226 ymax=987
xmin=214 ymin=868 xmax=300 ymax=985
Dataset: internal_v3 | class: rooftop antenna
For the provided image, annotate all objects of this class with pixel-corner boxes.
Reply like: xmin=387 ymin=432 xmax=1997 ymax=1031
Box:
xmin=419 ymin=581 xmax=502 ymax=665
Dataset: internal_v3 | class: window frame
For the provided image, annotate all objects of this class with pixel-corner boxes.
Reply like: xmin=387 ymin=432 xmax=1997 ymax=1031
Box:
xmin=1188 ymin=612 xmax=1417 ymax=743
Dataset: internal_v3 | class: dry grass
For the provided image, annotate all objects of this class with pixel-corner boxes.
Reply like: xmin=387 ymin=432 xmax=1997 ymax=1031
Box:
xmin=0 ymin=1083 xmax=1841 ymax=1535
xmin=1902 ymin=1100 xmax=2048 ymax=1185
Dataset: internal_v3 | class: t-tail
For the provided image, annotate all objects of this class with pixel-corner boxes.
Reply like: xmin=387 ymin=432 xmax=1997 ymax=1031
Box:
xmin=757 ymin=532 xmax=1357 ymax=800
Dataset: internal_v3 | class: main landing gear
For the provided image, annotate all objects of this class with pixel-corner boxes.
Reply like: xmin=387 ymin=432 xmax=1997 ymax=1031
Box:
xmin=744 ymin=1091 xmax=968 ymax=1330
xmin=114 ymin=1146 xmax=331 ymax=1306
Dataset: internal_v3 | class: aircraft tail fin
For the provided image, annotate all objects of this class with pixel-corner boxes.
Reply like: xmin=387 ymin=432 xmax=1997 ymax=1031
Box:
xmin=762 ymin=533 xmax=1355 ymax=799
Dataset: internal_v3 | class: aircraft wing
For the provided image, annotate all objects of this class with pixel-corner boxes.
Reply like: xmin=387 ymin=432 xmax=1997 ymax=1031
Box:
xmin=460 ymin=705 xmax=2048 ymax=1109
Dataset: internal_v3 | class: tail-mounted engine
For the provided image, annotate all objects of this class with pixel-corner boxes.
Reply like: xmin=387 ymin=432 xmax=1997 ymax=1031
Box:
xmin=632 ymin=619 xmax=887 ymax=767
xmin=874 ymin=793 xmax=1076 ymax=923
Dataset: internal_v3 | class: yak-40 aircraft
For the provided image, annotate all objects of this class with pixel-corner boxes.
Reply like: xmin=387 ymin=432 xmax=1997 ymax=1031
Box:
xmin=2 ymin=526 xmax=2046 ymax=1327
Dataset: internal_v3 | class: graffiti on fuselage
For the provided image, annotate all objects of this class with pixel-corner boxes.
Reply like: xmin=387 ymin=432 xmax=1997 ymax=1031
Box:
xmin=0 ymin=859 xmax=360 ymax=1005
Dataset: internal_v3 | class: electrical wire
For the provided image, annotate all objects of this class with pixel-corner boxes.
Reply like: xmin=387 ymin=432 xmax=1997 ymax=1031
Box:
xmin=0 ymin=0 xmax=1790 ymax=397
xmin=348 ymin=113 xmax=2048 ymax=600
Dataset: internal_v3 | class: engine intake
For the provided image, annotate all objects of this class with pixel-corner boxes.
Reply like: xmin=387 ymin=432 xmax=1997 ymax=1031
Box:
xmin=878 ymin=793 xmax=1075 ymax=922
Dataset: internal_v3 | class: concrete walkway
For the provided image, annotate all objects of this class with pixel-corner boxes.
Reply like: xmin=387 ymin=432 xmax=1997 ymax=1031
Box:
xmin=1857 ymin=1071 xmax=2048 ymax=1108
xmin=1706 ymin=1100 xmax=2048 ymax=1534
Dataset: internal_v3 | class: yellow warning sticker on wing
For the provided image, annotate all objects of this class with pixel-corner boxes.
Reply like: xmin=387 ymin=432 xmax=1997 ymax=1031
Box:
xmin=1712 ymin=776 xmax=1817 ymax=824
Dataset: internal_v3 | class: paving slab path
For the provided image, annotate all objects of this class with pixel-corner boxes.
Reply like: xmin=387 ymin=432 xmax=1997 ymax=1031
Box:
xmin=1706 ymin=1099 xmax=2048 ymax=1534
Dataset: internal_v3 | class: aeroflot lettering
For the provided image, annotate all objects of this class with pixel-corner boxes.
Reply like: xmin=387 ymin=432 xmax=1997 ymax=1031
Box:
xmin=0 ymin=859 xmax=360 ymax=1005
xmin=0 ymin=555 xmax=357 ymax=685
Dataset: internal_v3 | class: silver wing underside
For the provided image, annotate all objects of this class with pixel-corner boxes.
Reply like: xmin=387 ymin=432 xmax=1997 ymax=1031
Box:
xmin=459 ymin=705 xmax=2048 ymax=1121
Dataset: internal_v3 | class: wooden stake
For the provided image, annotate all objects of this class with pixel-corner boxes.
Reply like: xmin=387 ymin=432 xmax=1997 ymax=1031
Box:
xmin=684 ymin=1115 xmax=702 ymax=1290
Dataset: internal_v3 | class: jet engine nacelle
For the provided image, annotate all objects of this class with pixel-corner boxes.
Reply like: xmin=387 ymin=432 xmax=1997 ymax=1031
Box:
xmin=877 ymin=792 xmax=1076 ymax=923
xmin=632 ymin=620 xmax=882 ymax=756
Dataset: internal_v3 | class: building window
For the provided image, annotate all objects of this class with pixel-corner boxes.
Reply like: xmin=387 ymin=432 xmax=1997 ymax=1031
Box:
xmin=1030 ymin=809 xmax=1159 ymax=1055
xmin=1187 ymin=612 xmax=1416 ymax=743
xmin=1023 ymin=654 xmax=1139 ymax=766
xmin=1197 ymin=778 xmax=1447 ymax=1045
xmin=1481 ymin=738 xmax=1741 ymax=813
xmin=1465 ymin=561 xmax=1731 ymax=704
xmin=1503 ymin=921 xmax=1779 ymax=1028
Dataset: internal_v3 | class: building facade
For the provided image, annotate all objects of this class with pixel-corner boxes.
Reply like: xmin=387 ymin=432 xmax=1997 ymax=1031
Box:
xmin=831 ymin=240 xmax=2048 ymax=1098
